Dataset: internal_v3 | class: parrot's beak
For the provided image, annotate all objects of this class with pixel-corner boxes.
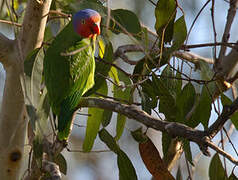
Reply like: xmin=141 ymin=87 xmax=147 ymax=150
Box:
xmin=92 ymin=22 xmax=100 ymax=35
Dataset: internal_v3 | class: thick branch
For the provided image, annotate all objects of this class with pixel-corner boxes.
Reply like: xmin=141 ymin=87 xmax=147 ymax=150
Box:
xmin=114 ymin=44 xmax=213 ymax=66
xmin=19 ymin=0 xmax=52 ymax=59
xmin=0 ymin=33 xmax=15 ymax=66
xmin=77 ymin=97 xmax=238 ymax=165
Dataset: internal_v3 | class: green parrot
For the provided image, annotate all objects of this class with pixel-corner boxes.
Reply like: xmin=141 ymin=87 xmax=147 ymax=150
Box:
xmin=44 ymin=9 xmax=101 ymax=140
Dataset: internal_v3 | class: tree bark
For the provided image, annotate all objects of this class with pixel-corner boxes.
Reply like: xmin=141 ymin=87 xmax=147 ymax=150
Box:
xmin=0 ymin=0 xmax=52 ymax=179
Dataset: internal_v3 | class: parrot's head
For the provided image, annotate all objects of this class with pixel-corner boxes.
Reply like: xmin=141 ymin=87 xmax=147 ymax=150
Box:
xmin=73 ymin=9 xmax=101 ymax=38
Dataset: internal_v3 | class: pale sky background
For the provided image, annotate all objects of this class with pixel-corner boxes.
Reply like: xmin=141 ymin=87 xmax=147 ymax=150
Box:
xmin=1 ymin=0 xmax=238 ymax=179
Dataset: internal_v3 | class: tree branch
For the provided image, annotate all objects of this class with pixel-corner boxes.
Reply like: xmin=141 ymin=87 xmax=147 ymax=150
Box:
xmin=217 ymin=0 xmax=238 ymax=64
xmin=206 ymin=97 xmax=238 ymax=138
xmin=77 ymin=97 xmax=238 ymax=165
xmin=0 ymin=33 xmax=15 ymax=66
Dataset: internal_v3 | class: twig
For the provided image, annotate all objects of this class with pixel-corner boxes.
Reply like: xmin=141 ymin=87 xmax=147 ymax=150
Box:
xmin=211 ymin=0 xmax=217 ymax=60
xmin=114 ymin=44 xmax=142 ymax=65
xmin=185 ymin=155 xmax=192 ymax=180
xmin=182 ymin=42 xmax=237 ymax=50
xmin=185 ymin=0 xmax=211 ymax=44
xmin=0 ymin=19 xmax=21 ymax=27
xmin=94 ymin=92 xmax=141 ymax=105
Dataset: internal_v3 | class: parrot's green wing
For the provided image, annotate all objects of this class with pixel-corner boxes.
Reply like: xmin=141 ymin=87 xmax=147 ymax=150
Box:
xmin=44 ymin=21 xmax=96 ymax=140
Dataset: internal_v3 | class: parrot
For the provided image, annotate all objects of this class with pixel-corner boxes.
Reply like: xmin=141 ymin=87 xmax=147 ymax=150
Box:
xmin=43 ymin=9 xmax=101 ymax=141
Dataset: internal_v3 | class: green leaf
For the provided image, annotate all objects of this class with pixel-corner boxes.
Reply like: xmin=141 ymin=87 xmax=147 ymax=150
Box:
xmin=154 ymin=0 xmax=176 ymax=42
xmin=83 ymin=80 xmax=108 ymax=152
xmin=109 ymin=66 xmax=120 ymax=85
xmin=54 ymin=153 xmax=67 ymax=175
xmin=26 ymin=105 xmax=38 ymax=132
xmin=199 ymin=61 xmax=214 ymax=81
xmin=99 ymin=128 xmax=120 ymax=153
xmin=99 ymin=129 xmax=138 ymax=180
xmin=170 ymin=16 xmax=187 ymax=52
xmin=221 ymin=94 xmax=238 ymax=129
xmin=152 ymin=72 xmax=177 ymax=121
xmin=33 ymin=135 xmax=43 ymax=167
xmin=35 ymin=88 xmax=50 ymax=136
xmin=209 ymin=153 xmax=227 ymax=180
xmin=113 ymin=70 xmax=132 ymax=140
xmin=191 ymin=85 xmax=212 ymax=128
xmin=176 ymin=82 xmax=195 ymax=124
xmin=183 ymin=139 xmax=194 ymax=166
xmin=24 ymin=48 xmax=44 ymax=107
xmin=76 ymin=0 xmax=106 ymax=15
xmin=110 ymin=9 xmax=141 ymax=36
xmin=115 ymin=114 xmax=126 ymax=141
xmin=162 ymin=133 xmax=172 ymax=158
xmin=85 ymin=41 xmax=113 ymax=96
xmin=131 ymin=127 xmax=148 ymax=143
xmin=141 ymin=79 xmax=158 ymax=115
xmin=101 ymin=110 xmax=113 ymax=127
xmin=118 ymin=150 xmax=138 ymax=180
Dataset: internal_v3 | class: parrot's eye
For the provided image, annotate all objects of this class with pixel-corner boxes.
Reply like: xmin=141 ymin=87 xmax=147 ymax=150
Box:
xmin=81 ymin=19 xmax=86 ymax=24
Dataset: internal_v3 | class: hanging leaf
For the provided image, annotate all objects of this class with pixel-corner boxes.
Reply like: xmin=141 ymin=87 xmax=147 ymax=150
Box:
xmin=176 ymin=82 xmax=196 ymax=124
xmin=183 ymin=139 xmax=194 ymax=166
xmin=85 ymin=41 xmax=113 ymax=96
xmin=33 ymin=135 xmax=43 ymax=167
xmin=139 ymin=138 xmax=175 ymax=180
xmin=54 ymin=153 xmax=67 ymax=175
xmin=170 ymin=16 xmax=187 ymax=52
xmin=191 ymin=85 xmax=212 ymax=128
xmin=101 ymin=110 xmax=113 ymax=127
xmin=83 ymin=80 xmax=108 ymax=152
xmin=152 ymin=72 xmax=177 ymax=121
xmin=24 ymin=48 xmax=44 ymax=107
xmin=115 ymin=113 xmax=126 ymax=141
xmin=117 ymin=150 xmax=138 ymax=180
xmin=162 ymin=133 xmax=173 ymax=160
xmin=154 ymin=0 xmax=176 ymax=42
xmin=99 ymin=129 xmax=138 ymax=180
xmin=131 ymin=127 xmax=148 ymax=143
xmin=110 ymin=9 xmax=141 ymax=36
xmin=113 ymin=69 xmax=132 ymax=140
xmin=209 ymin=153 xmax=227 ymax=180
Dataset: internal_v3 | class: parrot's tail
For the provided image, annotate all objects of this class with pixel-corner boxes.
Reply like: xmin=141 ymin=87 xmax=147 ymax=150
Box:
xmin=58 ymin=110 xmax=75 ymax=141
xmin=57 ymin=91 xmax=83 ymax=140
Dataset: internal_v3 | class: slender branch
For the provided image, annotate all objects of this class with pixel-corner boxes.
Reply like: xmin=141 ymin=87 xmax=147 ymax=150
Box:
xmin=114 ymin=44 xmax=143 ymax=65
xmin=173 ymin=51 xmax=214 ymax=65
xmin=0 ymin=19 xmax=21 ymax=27
xmin=114 ymin=44 xmax=214 ymax=66
xmin=182 ymin=42 xmax=237 ymax=50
